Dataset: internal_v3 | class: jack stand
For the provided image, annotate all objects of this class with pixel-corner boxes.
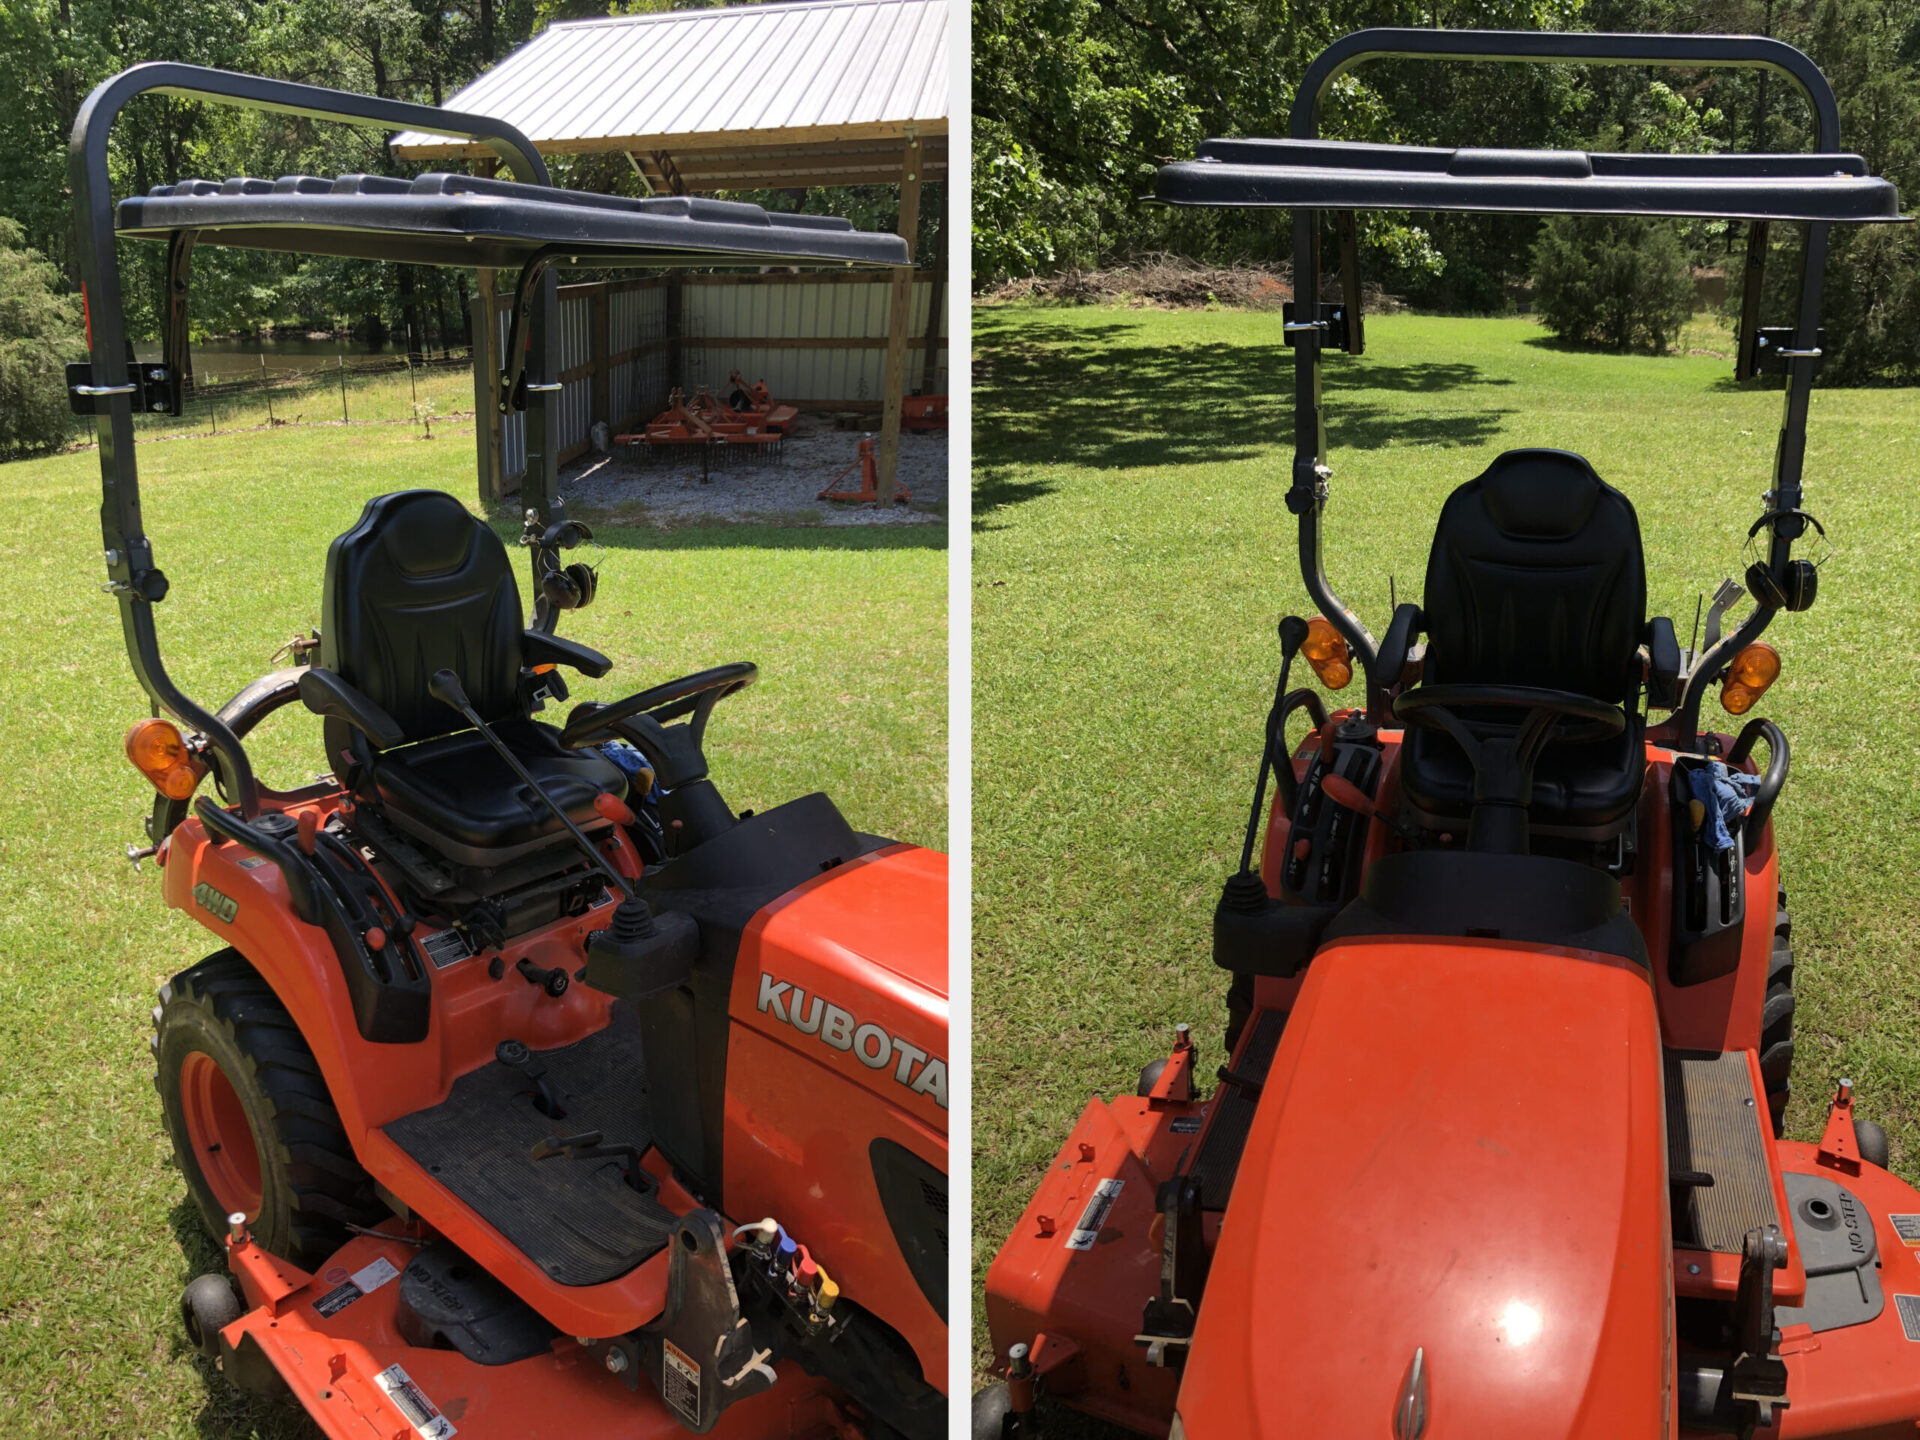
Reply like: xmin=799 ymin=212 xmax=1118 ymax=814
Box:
xmin=819 ymin=436 xmax=909 ymax=505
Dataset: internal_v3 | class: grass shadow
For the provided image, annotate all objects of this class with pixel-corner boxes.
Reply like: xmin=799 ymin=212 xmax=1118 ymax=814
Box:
xmin=973 ymin=314 xmax=1517 ymax=529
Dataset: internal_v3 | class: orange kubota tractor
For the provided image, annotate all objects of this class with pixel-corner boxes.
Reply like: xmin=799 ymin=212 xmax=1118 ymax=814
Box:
xmin=71 ymin=64 xmax=945 ymax=1440
xmin=980 ymin=28 xmax=1916 ymax=1440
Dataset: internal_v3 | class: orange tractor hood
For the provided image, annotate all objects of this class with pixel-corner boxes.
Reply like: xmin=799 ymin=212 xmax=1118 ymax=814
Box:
xmin=1177 ymin=936 xmax=1673 ymax=1439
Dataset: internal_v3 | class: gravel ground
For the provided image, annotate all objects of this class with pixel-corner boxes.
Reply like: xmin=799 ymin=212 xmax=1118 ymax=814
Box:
xmin=559 ymin=412 xmax=947 ymax=527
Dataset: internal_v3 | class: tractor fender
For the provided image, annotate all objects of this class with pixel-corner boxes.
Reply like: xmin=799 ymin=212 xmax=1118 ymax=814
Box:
xmin=1176 ymin=934 xmax=1672 ymax=1440
xmin=159 ymin=813 xmax=399 ymax=1138
xmin=157 ymin=812 xmax=618 ymax=1139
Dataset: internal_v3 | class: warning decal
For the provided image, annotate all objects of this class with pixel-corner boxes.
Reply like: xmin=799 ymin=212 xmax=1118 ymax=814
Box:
xmin=1170 ymin=1117 xmax=1203 ymax=1135
xmin=375 ymin=1363 xmax=457 ymax=1438
xmin=421 ymin=928 xmax=474 ymax=970
xmin=312 ymin=1255 xmax=401 ymax=1318
xmin=1897 ymin=1295 xmax=1920 ymax=1342
xmin=1890 ymin=1215 xmax=1920 ymax=1248
xmin=1066 ymin=1178 xmax=1124 ymax=1251
xmin=661 ymin=1339 xmax=702 ymax=1427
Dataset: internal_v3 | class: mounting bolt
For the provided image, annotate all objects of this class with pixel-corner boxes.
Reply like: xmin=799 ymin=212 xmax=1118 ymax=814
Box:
xmin=576 ymin=1336 xmax=592 ymax=1347
xmin=1839 ymin=1078 xmax=1855 ymax=1102
xmin=1175 ymin=1023 xmax=1191 ymax=1047
xmin=604 ymin=1349 xmax=629 ymax=1375
xmin=227 ymin=1211 xmax=249 ymax=1245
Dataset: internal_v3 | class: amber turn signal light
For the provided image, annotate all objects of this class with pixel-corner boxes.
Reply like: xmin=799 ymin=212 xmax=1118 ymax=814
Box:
xmin=1720 ymin=642 xmax=1781 ymax=716
xmin=1302 ymin=616 xmax=1353 ymax=690
xmin=125 ymin=717 xmax=205 ymax=801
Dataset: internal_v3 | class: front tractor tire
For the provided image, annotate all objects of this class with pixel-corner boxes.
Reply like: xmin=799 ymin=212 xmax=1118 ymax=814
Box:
xmin=153 ymin=949 xmax=383 ymax=1266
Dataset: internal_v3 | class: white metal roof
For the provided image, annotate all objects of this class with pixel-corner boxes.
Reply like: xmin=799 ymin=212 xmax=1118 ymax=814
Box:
xmin=392 ymin=0 xmax=947 ymax=189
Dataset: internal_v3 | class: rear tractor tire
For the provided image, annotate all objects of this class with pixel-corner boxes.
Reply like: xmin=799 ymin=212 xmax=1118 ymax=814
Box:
xmin=153 ymin=948 xmax=383 ymax=1267
xmin=1760 ymin=889 xmax=1795 ymax=1136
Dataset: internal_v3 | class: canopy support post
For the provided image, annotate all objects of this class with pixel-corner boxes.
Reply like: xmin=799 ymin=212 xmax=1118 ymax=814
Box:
xmin=877 ymin=134 xmax=922 ymax=503
xmin=1735 ymin=220 xmax=1770 ymax=382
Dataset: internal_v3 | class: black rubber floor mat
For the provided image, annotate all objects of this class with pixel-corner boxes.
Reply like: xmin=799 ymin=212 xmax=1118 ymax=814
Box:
xmin=1190 ymin=1009 xmax=1289 ymax=1211
xmin=384 ymin=1025 xmax=677 ymax=1287
xmin=1666 ymin=1049 xmax=1779 ymax=1253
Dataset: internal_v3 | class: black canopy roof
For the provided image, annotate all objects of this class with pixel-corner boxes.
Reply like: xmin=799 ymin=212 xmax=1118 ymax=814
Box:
xmin=1156 ymin=139 xmax=1905 ymax=223
xmin=116 ymin=171 xmax=911 ymax=268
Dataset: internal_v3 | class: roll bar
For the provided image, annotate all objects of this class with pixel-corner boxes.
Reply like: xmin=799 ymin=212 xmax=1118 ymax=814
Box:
xmin=1281 ymin=31 xmax=1836 ymax=744
xmin=69 ymin=65 xmax=557 ymax=816
xmin=1289 ymin=30 xmax=1841 ymax=150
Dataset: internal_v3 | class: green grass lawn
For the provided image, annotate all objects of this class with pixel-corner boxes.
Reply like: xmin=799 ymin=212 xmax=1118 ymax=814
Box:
xmin=971 ymin=305 xmax=1920 ymax=1387
xmin=0 ymin=402 xmax=944 ymax=1437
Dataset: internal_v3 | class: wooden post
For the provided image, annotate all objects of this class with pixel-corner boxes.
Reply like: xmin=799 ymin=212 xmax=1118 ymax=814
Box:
xmin=665 ymin=276 xmax=684 ymax=394
xmin=876 ymin=135 xmax=922 ymax=503
xmin=591 ymin=284 xmax=611 ymax=442
xmin=920 ymin=209 xmax=945 ymax=393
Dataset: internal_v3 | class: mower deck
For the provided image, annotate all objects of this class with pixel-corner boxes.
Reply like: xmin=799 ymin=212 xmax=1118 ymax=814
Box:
xmin=384 ymin=1026 xmax=676 ymax=1287
xmin=218 ymin=1224 xmax=850 ymax=1440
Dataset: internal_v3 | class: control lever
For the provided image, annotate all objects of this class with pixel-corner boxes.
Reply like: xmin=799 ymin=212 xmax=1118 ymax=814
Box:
xmin=495 ymin=1039 xmax=562 ymax=1118
xmin=515 ymin=957 xmax=570 ymax=997
xmin=530 ymin=1127 xmax=650 ymax=1192
xmin=1215 ymin=1064 xmax=1265 ymax=1101
xmin=1319 ymin=772 xmax=1421 ymax=849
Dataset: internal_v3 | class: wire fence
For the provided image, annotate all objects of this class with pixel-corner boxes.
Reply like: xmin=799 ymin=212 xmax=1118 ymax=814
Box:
xmin=67 ymin=351 xmax=479 ymax=446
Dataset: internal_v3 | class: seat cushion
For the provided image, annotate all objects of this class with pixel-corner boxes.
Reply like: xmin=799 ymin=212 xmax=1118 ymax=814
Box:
xmin=1400 ymin=713 xmax=1647 ymax=833
xmin=369 ymin=720 xmax=628 ymax=857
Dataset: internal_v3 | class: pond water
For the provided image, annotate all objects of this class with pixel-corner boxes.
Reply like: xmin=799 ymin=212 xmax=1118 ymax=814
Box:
xmin=131 ymin=335 xmax=463 ymax=383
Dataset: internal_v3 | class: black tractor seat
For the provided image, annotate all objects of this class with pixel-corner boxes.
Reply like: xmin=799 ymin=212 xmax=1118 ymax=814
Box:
xmin=370 ymin=719 xmax=627 ymax=865
xmin=304 ymin=488 xmax=626 ymax=869
xmin=1392 ymin=449 xmax=1660 ymax=840
xmin=1400 ymin=713 xmax=1645 ymax=834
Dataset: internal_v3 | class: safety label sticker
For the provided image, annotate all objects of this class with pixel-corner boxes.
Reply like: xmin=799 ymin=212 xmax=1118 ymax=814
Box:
xmin=662 ymin=1339 xmax=702 ymax=1427
xmin=1066 ymin=1178 xmax=1124 ymax=1251
xmin=1896 ymin=1294 xmax=1920 ymax=1342
xmin=375 ymin=1362 xmax=457 ymax=1438
xmin=1170 ymin=1117 xmax=1204 ymax=1135
xmin=312 ymin=1255 xmax=401 ymax=1318
xmin=421 ymin=928 xmax=474 ymax=970
xmin=1889 ymin=1215 xmax=1920 ymax=1248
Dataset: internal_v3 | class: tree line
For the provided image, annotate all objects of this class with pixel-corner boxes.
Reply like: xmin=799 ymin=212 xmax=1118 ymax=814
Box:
xmin=973 ymin=0 xmax=1920 ymax=380
xmin=0 ymin=0 xmax=929 ymax=355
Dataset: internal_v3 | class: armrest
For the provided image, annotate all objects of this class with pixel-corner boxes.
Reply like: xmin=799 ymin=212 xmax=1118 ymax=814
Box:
xmin=1376 ymin=603 xmax=1424 ymax=685
xmin=298 ymin=668 xmax=406 ymax=750
xmin=523 ymin=629 xmax=612 ymax=679
xmin=1645 ymin=617 xmax=1681 ymax=709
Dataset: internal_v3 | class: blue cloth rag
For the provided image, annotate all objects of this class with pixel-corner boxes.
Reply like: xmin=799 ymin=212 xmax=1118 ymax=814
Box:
xmin=1686 ymin=761 xmax=1761 ymax=853
xmin=598 ymin=740 xmax=663 ymax=803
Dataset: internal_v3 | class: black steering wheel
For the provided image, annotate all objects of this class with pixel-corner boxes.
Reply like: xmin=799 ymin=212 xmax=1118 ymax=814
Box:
xmin=559 ymin=662 xmax=758 ymax=751
xmin=1391 ymin=684 xmax=1627 ymax=852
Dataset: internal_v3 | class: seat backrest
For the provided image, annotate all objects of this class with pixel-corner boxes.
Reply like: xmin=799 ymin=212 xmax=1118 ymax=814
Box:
xmin=320 ymin=490 xmax=524 ymax=745
xmin=1423 ymin=449 xmax=1646 ymax=704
